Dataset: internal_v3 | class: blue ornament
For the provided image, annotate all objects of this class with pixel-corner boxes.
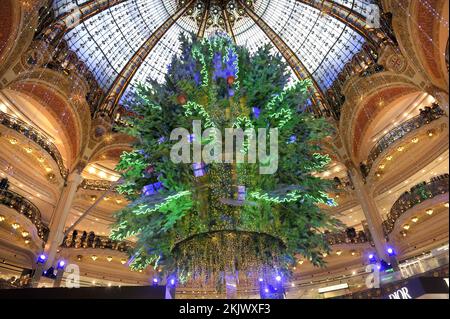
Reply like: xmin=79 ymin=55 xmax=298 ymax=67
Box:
xmin=252 ymin=107 xmax=261 ymax=119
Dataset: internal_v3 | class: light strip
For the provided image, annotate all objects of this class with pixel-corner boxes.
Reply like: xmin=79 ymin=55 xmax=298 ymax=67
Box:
xmin=318 ymin=283 xmax=349 ymax=293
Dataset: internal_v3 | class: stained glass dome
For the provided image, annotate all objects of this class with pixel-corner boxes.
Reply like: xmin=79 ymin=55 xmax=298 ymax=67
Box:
xmin=52 ymin=0 xmax=377 ymax=103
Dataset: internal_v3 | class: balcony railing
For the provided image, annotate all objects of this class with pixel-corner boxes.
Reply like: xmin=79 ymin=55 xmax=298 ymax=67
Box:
xmin=324 ymin=229 xmax=370 ymax=246
xmin=0 ymin=189 xmax=49 ymax=242
xmin=360 ymin=104 xmax=445 ymax=178
xmin=61 ymin=230 xmax=133 ymax=252
xmin=79 ymin=179 xmax=116 ymax=192
xmin=0 ymin=112 xmax=68 ymax=179
xmin=382 ymin=175 xmax=449 ymax=236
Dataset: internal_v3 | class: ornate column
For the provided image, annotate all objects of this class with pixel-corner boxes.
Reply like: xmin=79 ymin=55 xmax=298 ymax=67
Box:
xmin=43 ymin=170 xmax=83 ymax=269
xmin=348 ymin=165 xmax=390 ymax=262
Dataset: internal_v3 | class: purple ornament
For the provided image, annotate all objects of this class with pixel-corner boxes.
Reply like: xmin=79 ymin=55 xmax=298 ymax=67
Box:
xmin=237 ymin=186 xmax=246 ymax=201
xmin=252 ymin=107 xmax=261 ymax=119
xmin=288 ymin=135 xmax=297 ymax=144
xmin=142 ymin=182 xmax=163 ymax=196
xmin=192 ymin=162 xmax=206 ymax=177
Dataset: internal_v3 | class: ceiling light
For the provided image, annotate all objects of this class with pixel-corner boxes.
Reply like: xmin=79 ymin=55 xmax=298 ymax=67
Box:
xmin=386 ymin=156 xmax=393 ymax=161
xmin=0 ymin=215 xmax=5 ymax=222
xmin=98 ymin=171 xmax=106 ymax=178
xmin=351 ymin=251 xmax=356 ymax=256
xmin=107 ymin=256 xmax=113 ymax=262
xmin=444 ymin=203 xmax=449 ymax=208
xmin=88 ymin=166 xmax=96 ymax=174
xmin=411 ymin=217 xmax=419 ymax=223
xmin=91 ymin=255 xmax=98 ymax=261
xmin=45 ymin=167 xmax=52 ymax=172
xmin=397 ymin=146 xmax=404 ymax=152
xmin=120 ymin=259 xmax=127 ymax=265
xmin=379 ymin=164 xmax=385 ymax=170
xmin=11 ymin=223 xmax=20 ymax=229
xmin=9 ymin=138 xmax=17 ymax=145
xmin=427 ymin=130 xmax=434 ymax=137
xmin=298 ymin=260 xmax=304 ymax=265
xmin=426 ymin=209 xmax=433 ymax=215
xmin=24 ymin=147 xmax=33 ymax=153
xmin=403 ymin=224 xmax=410 ymax=230
xmin=21 ymin=230 xmax=29 ymax=237
xmin=336 ymin=250 xmax=342 ymax=256
xmin=37 ymin=157 xmax=45 ymax=163
xmin=411 ymin=137 xmax=419 ymax=143
xmin=352 ymin=271 xmax=356 ymax=275
xmin=24 ymin=239 xmax=30 ymax=244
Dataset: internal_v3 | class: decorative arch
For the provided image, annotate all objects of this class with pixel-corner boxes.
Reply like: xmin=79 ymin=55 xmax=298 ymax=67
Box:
xmin=4 ymin=81 xmax=84 ymax=168
xmin=340 ymin=72 xmax=422 ymax=160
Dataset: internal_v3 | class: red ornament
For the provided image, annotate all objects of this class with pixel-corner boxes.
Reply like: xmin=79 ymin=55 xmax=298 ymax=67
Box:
xmin=145 ymin=165 xmax=154 ymax=174
xmin=227 ymin=76 xmax=235 ymax=86
xmin=177 ymin=93 xmax=187 ymax=105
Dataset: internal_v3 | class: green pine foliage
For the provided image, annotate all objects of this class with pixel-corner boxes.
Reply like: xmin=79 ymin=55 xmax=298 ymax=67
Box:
xmin=111 ymin=33 xmax=342 ymax=278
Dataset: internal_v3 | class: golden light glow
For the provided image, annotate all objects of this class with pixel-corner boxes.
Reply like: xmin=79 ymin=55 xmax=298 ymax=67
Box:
xmin=21 ymin=230 xmax=29 ymax=237
xmin=11 ymin=223 xmax=20 ymax=229
xmin=24 ymin=147 xmax=33 ymax=153
xmin=411 ymin=137 xmax=419 ymax=143
xmin=397 ymin=146 xmax=404 ymax=152
xmin=427 ymin=130 xmax=434 ymax=137
xmin=98 ymin=171 xmax=106 ymax=179
xmin=298 ymin=260 xmax=304 ymax=265
xmin=116 ymin=199 xmax=123 ymax=204
xmin=351 ymin=251 xmax=356 ymax=256
xmin=24 ymin=239 xmax=30 ymax=244
xmin=45 ymin=167 xmax=52 ymax=173
xmin=37 ymin=157 xmax=45 ymax=163
xmin=426 ymin=209 xmax=433 ymax=216
xmin=88 ymin=166 xmax=96 ymax=174
xmin=0 ymin=215 xmax=5 ymax=222
xmin=336 ymin=250 xmax=342 ymax=256
xmin=107 ymin=256 xmax=113 ymax=262
xmin=444 ymin=203 xmax=449 ymax=208
xmin=120 ymin=259 xmax=127 ymax=265
xmin=403 ymin=224 xmax=410 ymax=230
xmin=386 ymin=156 xmax=393 ymax=161
xmin=9 ymin=138 xmax=18 ymax=145
xmin=411 ymin=217 xmax=419 ymax=223
xmin=379 ymin=164 xmax=385 ymax=170
xmin=91 ymin=255 xmax=98 ymax=261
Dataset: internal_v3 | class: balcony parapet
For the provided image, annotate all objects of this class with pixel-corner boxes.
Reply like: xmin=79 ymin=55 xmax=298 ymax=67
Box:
xmin=61 ymin=230 xmax=133 ymax=252
xmin=324 ymin=229 xmax=371 ymax=246
xmin=0 ymin=111 xmax=68 ymax=179
xmin=382 ymin=175 xmax=449 ymax=236
xmin=360 ymin=104 xmax=446 ymax=178
xmin=79 ymin=179 xmax=116 ymax=192
xmin=0 ymin=187 xmax=49 ymax=242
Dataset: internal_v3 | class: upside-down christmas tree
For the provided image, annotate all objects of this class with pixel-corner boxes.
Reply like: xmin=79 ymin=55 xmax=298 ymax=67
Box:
xmin=111 ymin=33 xmax=341 ymax=294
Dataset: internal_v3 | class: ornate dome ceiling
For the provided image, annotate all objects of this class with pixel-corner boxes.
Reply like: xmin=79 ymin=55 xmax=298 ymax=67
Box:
xmin=52 ymin=0 xmax=377 ymax=104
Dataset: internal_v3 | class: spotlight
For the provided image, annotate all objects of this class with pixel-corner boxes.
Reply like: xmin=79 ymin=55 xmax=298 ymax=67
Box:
xmin=57 ymin=260 xmax=65 ymax=269
xmin=38 ymin=254 xmax=46 ymax=263
xmin=275 ymin=275 xmax=281 ymax=282
xmin=258 ymin=278 xmax=263 ymax=282
xmin=387 ymin=247 xmax=395 ymax=256
xmin=264 ymin=288 xmax=269 ymax=293
xmin=153 ymin=278 xmax=158 ymax=284
xmin=170 ymin=279 xmax=175 ymax=286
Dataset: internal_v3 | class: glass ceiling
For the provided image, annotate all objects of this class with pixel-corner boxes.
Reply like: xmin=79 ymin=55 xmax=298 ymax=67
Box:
xmin=53 ymin=0 xmax=377 ymax=104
